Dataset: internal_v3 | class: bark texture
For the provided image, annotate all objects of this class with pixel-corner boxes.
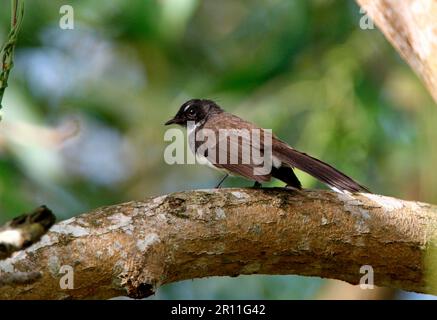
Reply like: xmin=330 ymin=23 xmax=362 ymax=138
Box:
xmin=0 ymin=188 xmax=437 ymax=300
xmin=356 ymin=0 xmax=437 ymax=103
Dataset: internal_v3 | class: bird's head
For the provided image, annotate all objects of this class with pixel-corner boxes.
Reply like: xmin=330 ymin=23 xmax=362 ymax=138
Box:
xmin=165 ymin=99 xmax=223 ymax=127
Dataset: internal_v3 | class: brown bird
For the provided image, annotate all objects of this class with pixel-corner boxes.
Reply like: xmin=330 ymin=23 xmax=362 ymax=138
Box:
xmin=165 ymin=99 xmax=370 ymax=193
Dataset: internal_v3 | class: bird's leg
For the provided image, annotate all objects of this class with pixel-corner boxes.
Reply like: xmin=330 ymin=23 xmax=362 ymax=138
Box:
xmin=215 ymin=174 xmax=229 ymax=188
xmin=253 ymin=181 xmax=262 ymax=188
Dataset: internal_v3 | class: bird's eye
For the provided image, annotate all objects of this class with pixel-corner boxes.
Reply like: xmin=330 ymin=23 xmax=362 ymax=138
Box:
xmin=188 ymin=108 xmax=196 ymax=116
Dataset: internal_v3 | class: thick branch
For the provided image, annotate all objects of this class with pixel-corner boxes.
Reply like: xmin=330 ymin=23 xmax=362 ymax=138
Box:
xmin=356 ymin=0 xmax=437 ymax=104
xmin=0 ymin=188 xmax=436 ymax=299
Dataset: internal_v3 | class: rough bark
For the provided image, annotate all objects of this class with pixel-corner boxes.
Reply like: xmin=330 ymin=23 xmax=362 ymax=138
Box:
xmin=356 ymin=0 xmax=437 ymax=103
xmin=0 ymin=188 xmax=436 ymax=299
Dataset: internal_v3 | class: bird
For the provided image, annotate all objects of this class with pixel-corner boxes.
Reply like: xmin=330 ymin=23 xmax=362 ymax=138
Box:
xmin=165 ymin=98 xmax=370 ymax=193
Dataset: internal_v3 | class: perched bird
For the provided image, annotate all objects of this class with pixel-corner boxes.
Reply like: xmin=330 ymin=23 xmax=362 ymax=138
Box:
xmin=165 ymin=99 xmax=370 ymax=193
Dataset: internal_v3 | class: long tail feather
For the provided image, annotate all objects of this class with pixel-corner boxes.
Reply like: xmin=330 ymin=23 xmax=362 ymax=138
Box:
xmin=274 ymin=142 xmax=370 ymax=193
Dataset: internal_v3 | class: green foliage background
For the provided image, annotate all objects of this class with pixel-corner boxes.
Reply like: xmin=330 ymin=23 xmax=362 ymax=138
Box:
xmin=0 ymin=0 xmax=436 ymax=299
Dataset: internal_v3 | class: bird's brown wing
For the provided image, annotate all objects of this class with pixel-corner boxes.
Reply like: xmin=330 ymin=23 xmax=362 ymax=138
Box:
xmin=197 ymin=113 xmax=271 ymax=182
xmin=197 ymin=112 xmax=369 ymax=192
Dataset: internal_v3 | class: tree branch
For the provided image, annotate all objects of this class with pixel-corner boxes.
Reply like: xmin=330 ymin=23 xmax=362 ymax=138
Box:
xmin=356 ymin=0 xmax=437 ymax=104
xmin=0 ymin=188 xmax=436 ymax=299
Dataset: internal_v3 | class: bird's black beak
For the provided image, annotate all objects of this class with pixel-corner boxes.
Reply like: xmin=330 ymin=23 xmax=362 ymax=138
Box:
xmin=164 ymin=118 xmax=178 ymax=125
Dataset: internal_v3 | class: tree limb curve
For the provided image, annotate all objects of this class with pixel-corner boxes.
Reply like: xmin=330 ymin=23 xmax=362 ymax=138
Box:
xmin=0 ymin=188 xmax=436 ymax=299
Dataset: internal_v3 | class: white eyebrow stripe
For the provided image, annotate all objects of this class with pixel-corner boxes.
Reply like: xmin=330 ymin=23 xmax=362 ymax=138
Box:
xmin=184 ymin=104 xmax=191 ymax=112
